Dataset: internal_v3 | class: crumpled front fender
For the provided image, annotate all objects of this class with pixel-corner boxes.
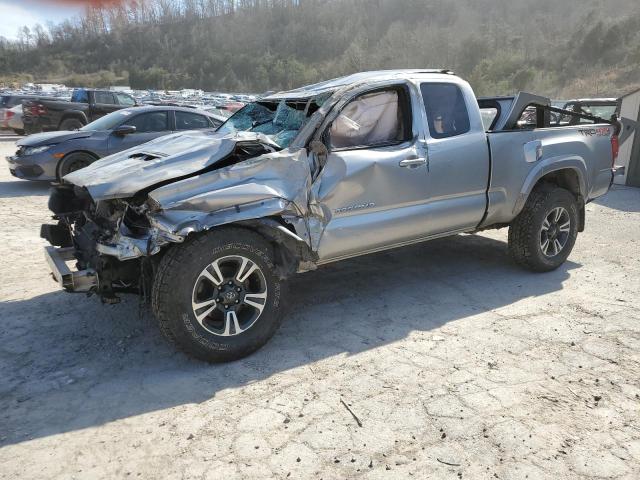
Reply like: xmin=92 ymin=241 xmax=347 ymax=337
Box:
xmin=146 ymin=148 xmax=319 ymax=245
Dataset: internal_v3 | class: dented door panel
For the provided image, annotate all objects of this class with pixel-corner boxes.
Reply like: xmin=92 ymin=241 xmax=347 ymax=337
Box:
xmin=313 ymin=143 xmax=431 ymax=260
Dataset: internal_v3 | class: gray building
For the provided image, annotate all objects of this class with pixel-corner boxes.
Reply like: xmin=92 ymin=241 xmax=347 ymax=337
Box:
xmin=616 ymin=88 xmax=640 ymax=187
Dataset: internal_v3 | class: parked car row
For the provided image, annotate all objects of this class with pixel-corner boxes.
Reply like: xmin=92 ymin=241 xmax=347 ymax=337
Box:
xmin=0 ymin=94 xmax=42 ymax=134
xmin=0 ymin=86 xmax=254 ymax=136
xmin=8 ymin=105 xmax=224 ymax=180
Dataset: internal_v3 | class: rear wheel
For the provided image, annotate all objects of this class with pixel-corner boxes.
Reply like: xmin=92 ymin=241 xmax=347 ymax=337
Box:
xmin=59 ymin=118 xmax=84 ymax=131
xmin=152 ymin=228 xmax=284 ymax=362
xmin=57 ymin=152 xmax=96 ymax=179
xmin=508 ymin=184 xmax=579 ymax=272
xmin=12 ymin=129 xmax=24 ymax=135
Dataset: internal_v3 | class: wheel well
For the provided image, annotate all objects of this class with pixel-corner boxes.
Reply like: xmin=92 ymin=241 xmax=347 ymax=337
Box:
xmin=56 ymin=150 xmax=99 ymax=179
xmin=538 ymin=169 xmax=581 ymax=197
xmin=534 ymin=169 xmax=585 ymax=232
xmin=58 ymin=114 xmax=86 ymax=129
xmin=202 ymin=217 xmax=316 ymax=279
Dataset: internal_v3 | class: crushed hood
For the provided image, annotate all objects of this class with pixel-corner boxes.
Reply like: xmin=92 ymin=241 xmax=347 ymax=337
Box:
xmin=63 ymin=130 xmax=280 ymax=200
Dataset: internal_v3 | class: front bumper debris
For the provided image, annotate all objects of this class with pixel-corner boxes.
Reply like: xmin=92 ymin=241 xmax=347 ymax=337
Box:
xmin=44 ymin=246 xmax=97 ymax=292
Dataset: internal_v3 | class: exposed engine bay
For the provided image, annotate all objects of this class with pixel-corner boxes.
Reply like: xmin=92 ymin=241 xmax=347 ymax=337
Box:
xmin=41 ymin=132 xmax=317 ymax=302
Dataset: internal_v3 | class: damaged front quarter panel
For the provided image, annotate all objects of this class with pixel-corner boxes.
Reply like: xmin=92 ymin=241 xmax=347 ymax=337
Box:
xmin=95 ymin=144 xmax=331 ymax=275
xmin=146 ymin=148 xmax=320 ymax=246
xmin=59 ymin=96 xmax=345 ymax=276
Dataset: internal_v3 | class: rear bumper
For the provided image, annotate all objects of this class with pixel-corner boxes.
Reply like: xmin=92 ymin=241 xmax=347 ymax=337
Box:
xmin=44 ymin=246 xmax=97 ymax=292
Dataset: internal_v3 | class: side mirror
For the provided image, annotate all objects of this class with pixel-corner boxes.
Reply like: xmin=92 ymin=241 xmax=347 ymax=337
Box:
xmin=113 ymin=125 xmax=136 ymax=136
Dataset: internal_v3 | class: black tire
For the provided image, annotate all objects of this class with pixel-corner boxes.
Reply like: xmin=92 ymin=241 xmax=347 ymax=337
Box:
xmin=57 ymin=152 xmax=96 ymax=179
xmin=508 ymin=183 xmax=579 ymax=272
xmin=59 ymin=118 xmax=84 ymax=131
xmin=12 ymin=129 xmax=24 ymax=135
xmin=24 ymin=125 xmax=41 ymax=135
xmin=151 ymin=227 xmax=284 ymax=362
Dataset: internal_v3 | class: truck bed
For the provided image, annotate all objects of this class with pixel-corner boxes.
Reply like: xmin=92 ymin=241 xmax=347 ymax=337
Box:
xmin=482 ymin=123 xmax=615 ymax=229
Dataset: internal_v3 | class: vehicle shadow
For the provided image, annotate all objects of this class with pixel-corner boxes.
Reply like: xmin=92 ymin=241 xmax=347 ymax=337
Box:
xmin=0 ymin=233 xmax=578 ymax=446
xmin=593 ymin=184 xmax=640 ymax=212
xmin=0 ymin=180 xmax=50 ymax=198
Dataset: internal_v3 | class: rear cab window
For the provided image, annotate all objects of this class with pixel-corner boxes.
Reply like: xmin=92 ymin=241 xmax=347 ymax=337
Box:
xmin=94 ymin=91 xmax=116 ymax=105
xmin=420 ymin=83 xmax=470 ymax=138
xmin=115 ymin=93 xmax=136 ymax=107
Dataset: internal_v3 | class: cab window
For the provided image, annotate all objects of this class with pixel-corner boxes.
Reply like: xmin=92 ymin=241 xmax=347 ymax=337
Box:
xmin=94 ymin=91 xmax=116 ymax=105
xmin=421 ymin=83 xmax=470 ymax=138
xmin=175 ymin=111 xmax=211 ymax=130
xmin=328 ymin=88 xmax=411 ymax=150
xmin=115 ymin=93 xmax=136 ymax=106
xmin=123 ymin=111 xmax=169 ymax=133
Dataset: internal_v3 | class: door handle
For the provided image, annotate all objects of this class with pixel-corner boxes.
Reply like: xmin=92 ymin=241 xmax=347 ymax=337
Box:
xmin=399 ymin=156 xmax=427 ymax=168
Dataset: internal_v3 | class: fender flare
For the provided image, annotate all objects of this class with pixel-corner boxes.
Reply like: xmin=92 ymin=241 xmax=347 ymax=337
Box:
xmin=513 ymin=155 xmax=588 ymax=217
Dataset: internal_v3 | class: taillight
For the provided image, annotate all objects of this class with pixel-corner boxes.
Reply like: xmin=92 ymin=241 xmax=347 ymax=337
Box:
xmin=6 ymin=110 xmax=14 ymax=119
xmin=611 ymin=134 xmax=619 ymax=166
xmin=30 ymin=103 xmax=47 ymax=116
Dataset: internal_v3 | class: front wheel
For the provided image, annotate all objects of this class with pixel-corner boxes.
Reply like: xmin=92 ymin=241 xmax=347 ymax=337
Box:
xmin=57 ymin=152 xmax=96 ymax=179
xmin=508 ymin=184 xmax=579 ymax=272
xmin=152 ymin=228 xmax=284 ymax=362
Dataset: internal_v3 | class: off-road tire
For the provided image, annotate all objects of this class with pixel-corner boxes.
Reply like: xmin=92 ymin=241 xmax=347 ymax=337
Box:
xmin=59 ymin=118 xmax=84 ymax=131
xmin=57 ymin=152 xmax=96 ymax=179
xmin=151 ymin=228 xmax=284 ymax=362
xmin=508 ymin=183 xmax=579 ymax=272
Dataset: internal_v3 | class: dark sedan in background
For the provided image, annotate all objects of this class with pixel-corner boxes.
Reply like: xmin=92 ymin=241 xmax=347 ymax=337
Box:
xmin=7 ymin=105 xmax=223 ymax=181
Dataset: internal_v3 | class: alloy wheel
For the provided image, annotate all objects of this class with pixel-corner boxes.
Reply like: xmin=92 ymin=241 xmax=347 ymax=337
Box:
xmin=540 ymin=206 xmax=571 ymax=257
xmin=191 ymin=255 xmax=268 ymax=336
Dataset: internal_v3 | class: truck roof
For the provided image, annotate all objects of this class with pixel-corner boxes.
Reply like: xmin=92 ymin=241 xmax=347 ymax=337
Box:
xmin=263 ymin=69 xmax=455 ymax=100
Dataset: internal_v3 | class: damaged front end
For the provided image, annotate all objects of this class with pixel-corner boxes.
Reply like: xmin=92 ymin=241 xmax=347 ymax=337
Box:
xmin=41 ymin=130 xmax=320 ymax=303
xmin=42 ymin=184 xmax=165 ymax=302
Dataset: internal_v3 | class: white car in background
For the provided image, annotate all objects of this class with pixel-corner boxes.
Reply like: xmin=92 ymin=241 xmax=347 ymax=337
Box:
xmin=7 ymin=104 xmax=25 ymax=135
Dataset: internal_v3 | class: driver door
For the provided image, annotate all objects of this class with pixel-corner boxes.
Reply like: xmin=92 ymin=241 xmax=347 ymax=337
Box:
xmin=313 ymin=85 xmax=433 ymax=262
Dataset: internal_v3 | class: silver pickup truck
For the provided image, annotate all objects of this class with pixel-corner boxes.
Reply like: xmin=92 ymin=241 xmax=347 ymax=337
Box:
xmin=42 ymin=69 xmax=620 ymax=361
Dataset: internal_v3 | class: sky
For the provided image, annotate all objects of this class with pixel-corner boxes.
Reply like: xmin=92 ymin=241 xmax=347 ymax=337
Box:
xmin=0 ymin=1 xmax=85 ymax=39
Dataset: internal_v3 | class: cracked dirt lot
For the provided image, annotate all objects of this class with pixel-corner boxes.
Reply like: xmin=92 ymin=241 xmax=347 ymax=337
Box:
xmin=0 ymin=138 xmax=639 ymax=480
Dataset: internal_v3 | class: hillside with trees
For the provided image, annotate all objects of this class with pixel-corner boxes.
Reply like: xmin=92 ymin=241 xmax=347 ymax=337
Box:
xmin=1 ymin=0 xmax=639 ymax=98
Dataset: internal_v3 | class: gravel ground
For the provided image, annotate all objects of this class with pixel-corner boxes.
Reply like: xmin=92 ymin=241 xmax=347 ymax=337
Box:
xmin=1 ymin=139 xmax=639 ymax=480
